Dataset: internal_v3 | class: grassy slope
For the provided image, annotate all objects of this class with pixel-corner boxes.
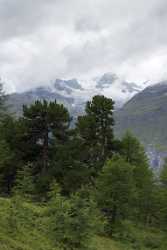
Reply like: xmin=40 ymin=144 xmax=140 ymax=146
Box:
xmin=0 ymin=197 xmax=166 ymax=250
xmin=0 ymin=234 xmax=125 ymax=250
xmin=93 ymin=236 xmax=133 ymax=250
xmin=0 ymin=197 xmax=127 ymax=250
xmin=0 ymin=198 xmax=57 ymax=250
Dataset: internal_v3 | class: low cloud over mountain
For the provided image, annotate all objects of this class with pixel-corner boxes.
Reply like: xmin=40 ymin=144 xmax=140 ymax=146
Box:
xmin=1 ymin=0 xmax=167 ymax=92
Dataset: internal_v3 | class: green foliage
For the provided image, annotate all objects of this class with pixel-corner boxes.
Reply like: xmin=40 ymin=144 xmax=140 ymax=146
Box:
xmin=13 ymin=164 xmax=35 ymax=200
xmin=0 ymin=197 xmax=166 ymax=250
xmin=120 ymin=132 xmax=155 ymax=225
xmin=120 ymin=131 xmax=148 ymax=166
xmin=95 ymin=157 xmax=135 ymax=234
xmin=0 ymin=84 xmax=17 ymax=194
xmin=11 ymin=100 xmax=71 ymax=195
xmin=0 ymin=138 xmax=16 ymax=194
xmin=6 ymin=195 xmax=24 ymax=234
xmin=113 ymin=220 xmax=167 ymax=250
xmin=21 ymin=100 xmax=70 ymax=171
xmin=76 ymin=95 xmax=115 ymax=174
xmin=51 ymin=138 xmax=91 ymax=194
xmin=47 ymin=183 xmax=101 ymax=250
xmin=160 ymin=158 xmax=167 ymax=187
xmin=0 ymin=197 xmax=58 ymax=250
xmin=0 ymin=94 xmax=166 ymax=249
xmin=152 ymin=161 xmax=167 ymax=228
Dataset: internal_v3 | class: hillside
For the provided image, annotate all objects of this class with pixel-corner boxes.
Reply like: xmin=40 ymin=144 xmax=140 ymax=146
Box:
xmin=6 ymin=78 xmax=167 ymax=168
xmin=0 ymin=91 xmax=167 ymax=249
xmin=115 ymin=81 xmax=167 ymax=151
xmin=6 ymin=78 xmax=167 ymax=151
xmin=0 ymin=198 xmax=135 ymax=250
xmin=0 ymin=197 xmax=166 ymax=250
xmin=5 ymin=73 xmax=144 ymax=117
xmin=6 ymin=87 xmax=75 ymax=117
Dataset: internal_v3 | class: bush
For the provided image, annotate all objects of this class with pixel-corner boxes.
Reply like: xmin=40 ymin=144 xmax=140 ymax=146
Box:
xmin=143 ymin=234 xmax=161 ymax=249
xmin=95 ymin=157 xmax=135 ymax=235
xmin=112 ymin=220 xmax=166 ymax=250
xmin=46 ymin=183 xmax=103 ymax=250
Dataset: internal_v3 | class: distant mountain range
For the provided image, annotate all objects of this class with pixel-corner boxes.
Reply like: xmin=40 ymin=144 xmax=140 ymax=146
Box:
xmin=5 ymin=73 xmax=167 ymax=169
xmin=115 ymin=81 xmax=167 ymax=148
xmin=6 ymin=72 xmax=145 ymax=117
xmin=115 ymin=81 xmax=167 ymax=169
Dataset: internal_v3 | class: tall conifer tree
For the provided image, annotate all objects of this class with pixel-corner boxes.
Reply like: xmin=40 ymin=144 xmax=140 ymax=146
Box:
xmin=76 ymin=95 xmax=115 ymax=173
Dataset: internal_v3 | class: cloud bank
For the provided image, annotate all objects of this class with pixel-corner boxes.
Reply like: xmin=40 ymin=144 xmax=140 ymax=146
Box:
xmin=0 ymin=0 xmax=167 ymax=92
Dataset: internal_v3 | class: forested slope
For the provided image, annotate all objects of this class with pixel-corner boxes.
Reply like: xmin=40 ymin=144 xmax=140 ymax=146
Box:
xmin=0 ymin=84 xmax=166 ymax=250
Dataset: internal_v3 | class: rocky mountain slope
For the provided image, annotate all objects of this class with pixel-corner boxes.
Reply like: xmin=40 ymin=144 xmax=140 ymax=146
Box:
xmin=6 ymin=73 xmax=144 ymax=117
xmin=115 ymin=81 xmax=167 ymax=148
xmin=115 ymin=81 xmax=167 ymax=169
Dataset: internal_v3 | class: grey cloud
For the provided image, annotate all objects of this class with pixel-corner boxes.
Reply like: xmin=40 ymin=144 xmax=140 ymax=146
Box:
xmin=63 ymin=0 xmax=167 ymax=78
xmin=0 ymin=0 xmax=67 ymax=41
xmin=75 ymin=16 xmax=101 ymax=32
xmin=0 ymin=0 xmax=167 ymax=91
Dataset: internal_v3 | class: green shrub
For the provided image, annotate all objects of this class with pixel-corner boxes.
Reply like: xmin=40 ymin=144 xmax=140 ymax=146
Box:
xmin=143 ymin=234 xmax=162 ymax=249
xmin=47 ymin=183 xmax=103 ymax=250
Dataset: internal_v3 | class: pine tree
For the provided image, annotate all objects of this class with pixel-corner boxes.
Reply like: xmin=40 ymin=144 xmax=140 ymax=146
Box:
xmin=0 ymin=83 xmax=16 ymax=194
xmin=76 ymin=95 xmax=115 ymax=174
xmin=19 ymin=100 xmax=70 ymax=174
xmin=51 ymin=137 xmax=91 ymax=194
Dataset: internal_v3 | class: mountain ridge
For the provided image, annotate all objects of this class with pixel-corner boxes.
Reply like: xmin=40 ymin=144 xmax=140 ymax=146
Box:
xmin=115 ymin=81 xmax=167 ymax=169
xmin=6 ymin=72 xmax=144 ymax=116
xmin=5 ymin=76 xmax=167 ymax=169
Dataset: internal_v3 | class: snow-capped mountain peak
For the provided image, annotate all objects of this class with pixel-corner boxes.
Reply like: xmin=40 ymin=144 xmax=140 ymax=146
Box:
xmin=7 ymin=72 xmax=148 ymax=117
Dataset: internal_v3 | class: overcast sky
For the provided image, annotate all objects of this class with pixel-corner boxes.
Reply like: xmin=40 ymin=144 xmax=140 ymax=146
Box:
xmin=1 ymin=0 xmax=167 ymax=92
